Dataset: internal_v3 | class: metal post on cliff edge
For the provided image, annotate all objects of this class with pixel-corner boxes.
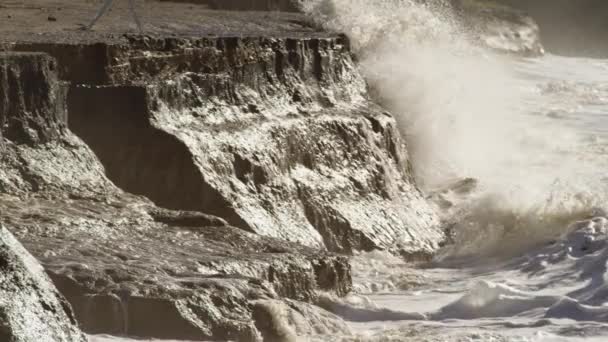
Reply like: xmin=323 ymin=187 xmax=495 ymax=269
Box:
xmin=86 ymin=0 xmax=144 ymax=33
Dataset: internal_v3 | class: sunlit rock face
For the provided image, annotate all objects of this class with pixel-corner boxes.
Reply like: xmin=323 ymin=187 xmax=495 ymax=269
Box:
xmin=0 ymin=225 xmax=86 ymax=342
xmin=1 ymin=3 xmax=445 ymax=339
xmin=497 ymin=0 xmax=608 ymax=57
xmin=14 ymin=34 xmax=443 ymax=256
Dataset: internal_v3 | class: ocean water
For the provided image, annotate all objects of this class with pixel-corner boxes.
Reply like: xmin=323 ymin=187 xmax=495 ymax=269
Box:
xmin=90 ymin=1 xmax=608 ymax=341
xmin=336 ymin=53 xmax=608 ymax=341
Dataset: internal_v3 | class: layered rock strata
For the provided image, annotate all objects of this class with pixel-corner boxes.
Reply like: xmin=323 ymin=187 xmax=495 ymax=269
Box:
xmin=0 ymin=2 xmax=445 ymax=340
xmin=13 ymin=34 xmax=443 ymax=255
xmin=159 ymin=0 xmax=302 ymax=11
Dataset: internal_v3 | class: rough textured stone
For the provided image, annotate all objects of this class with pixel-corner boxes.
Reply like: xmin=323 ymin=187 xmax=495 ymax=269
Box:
xmin=496 ymin=0 xmax=608 ymax=57
xmin=3 ymin=194 xmax=351 ymax=341
xmin=252 ymin=299 xmax=350 ymax=341
xmin=0 ymin=52 xmax=67 ymax=145
xmin=0 ymin=2 xmax=447 ymax=340
xmin=0 ymin=225 xmax=86 ymax=342
xmin=37 ymin=35 xmax=443 ymax=255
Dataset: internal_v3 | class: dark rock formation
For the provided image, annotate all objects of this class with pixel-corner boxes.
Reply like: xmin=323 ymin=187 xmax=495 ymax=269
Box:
xmin=11 ymin=199 xmax=351 ymax=340
xmin=0 ymin=224 xmax=86 ymax=342
xmin=252 ymin=299 xmax=350 ymax=341
xmin=0 ymin=48 xmax=351 ymax=340
xmin=495 ymin=0 xmax=608 ymax=57
xmin=452 ymin=0 xmax=544 ymax=56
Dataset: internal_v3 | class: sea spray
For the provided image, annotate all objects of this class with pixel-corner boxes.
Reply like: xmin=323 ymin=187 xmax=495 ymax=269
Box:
xmin=302 ymin=0 xmax=608 ymax=256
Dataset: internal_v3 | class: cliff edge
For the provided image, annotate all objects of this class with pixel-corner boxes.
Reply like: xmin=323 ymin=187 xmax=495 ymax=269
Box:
xmin=0 ymin=0 xmax=444 ymax=340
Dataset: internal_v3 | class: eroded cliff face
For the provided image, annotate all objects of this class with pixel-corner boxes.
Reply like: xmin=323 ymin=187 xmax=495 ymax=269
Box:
xmin=452 ymin=0 xmax=544 ymax=56
xmin=0 ymin=1 xmax=445 ymax=340
xmin=497 ymin=0 xmax=608 ymax=57
xmin=159 ymin=0 xmax=302 ymax=11
xmin=12 ymin=34 xmax=443 ymax=256
xmin=0 ymin=50 xmax=351 ymax=341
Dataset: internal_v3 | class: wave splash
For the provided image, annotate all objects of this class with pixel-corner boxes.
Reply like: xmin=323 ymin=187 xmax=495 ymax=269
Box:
xmin=303 ymin=0 xmax=608 ymax=256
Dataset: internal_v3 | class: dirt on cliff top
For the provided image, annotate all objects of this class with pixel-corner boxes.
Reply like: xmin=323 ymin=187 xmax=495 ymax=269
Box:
xmin=0 ymin=0 xmax=330 ymax=44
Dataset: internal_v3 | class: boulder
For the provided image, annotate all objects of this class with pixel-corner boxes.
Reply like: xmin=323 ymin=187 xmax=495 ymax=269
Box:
xmin=0 ymin=225 xmax=86 ymax=342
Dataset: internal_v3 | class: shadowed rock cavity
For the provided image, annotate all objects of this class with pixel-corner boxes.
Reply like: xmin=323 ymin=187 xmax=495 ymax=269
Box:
xmin=0 ymin=225 xmax=86 ymax=342
xmin=67 ymin=84 xmax=248 ymax=228
xmin=158 ymin=0 xmax=303 ymax=12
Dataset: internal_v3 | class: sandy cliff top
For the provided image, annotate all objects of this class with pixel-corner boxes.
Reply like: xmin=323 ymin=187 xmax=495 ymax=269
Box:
xmin=0 ymin=0 xmax=331 ymax=44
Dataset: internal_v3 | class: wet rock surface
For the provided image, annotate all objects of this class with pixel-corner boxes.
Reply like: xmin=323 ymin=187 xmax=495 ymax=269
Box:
xmin=0 ymin=49 xmax=351 ymax=340
xmin=12 ymin=33 xmax=443 ymax=254
xmin=0 ymin=1 xmax=445 ymax=340
xmin=0 ymin=225 xmax=86 ymax=342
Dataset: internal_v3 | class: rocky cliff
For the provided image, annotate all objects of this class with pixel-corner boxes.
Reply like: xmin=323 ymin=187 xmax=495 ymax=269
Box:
xmin=0 ymin=0 xmax=444 ymax=340
xmin=452 ymin=0 xmax=544 ymax=56
xmin=496 ymin=0 xmax=608 ymax=57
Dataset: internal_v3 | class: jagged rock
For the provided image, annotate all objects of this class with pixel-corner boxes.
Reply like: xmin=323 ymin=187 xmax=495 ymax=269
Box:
xmin=19 ymin=34 xmax=443 ymax=255
xmin=0 ymin=48 xmax=351 ymax=340
xmin=0 ymin=52 xmax=67 ymax=145
xmin=159 ymin=0 xmax=303 ymax=11
xmin=0 ymin=3 xmax=446 ymax=340
xmin=0 ymin=225 xmax=86 ymax=342
xmin=252 ymin=299 xmax=351 ymax=341
xmin=5 ymin=6 xmax=444 ymax=261
xmin=3 ymin=194 xmax=351 ymax=341
xmin=496 ymin=0 xmax=608 ymax=57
